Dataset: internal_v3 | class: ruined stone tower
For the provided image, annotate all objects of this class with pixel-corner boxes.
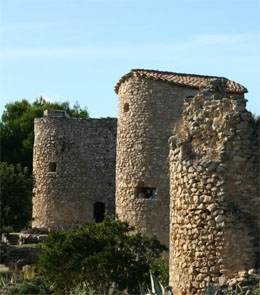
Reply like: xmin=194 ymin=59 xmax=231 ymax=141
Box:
xmin=32 ymin=110 xmax=117 ymax=229
xmin=168 ymin=79 xmax=259 ymax=294
xmin=32 ymin=70 xmax=259 ymax=293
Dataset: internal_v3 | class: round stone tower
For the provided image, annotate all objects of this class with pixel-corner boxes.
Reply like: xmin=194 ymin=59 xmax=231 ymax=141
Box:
xmin=115 ymin=70 xmax=198 ymax=246
xmin=168 ymin=81 xmax=258 ymax=294
xmin=32 ymin=109 xmax=117 ymax=229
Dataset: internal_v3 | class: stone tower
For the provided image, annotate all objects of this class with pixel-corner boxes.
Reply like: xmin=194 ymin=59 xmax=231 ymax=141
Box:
xmin=168 ymin=79 xmax=259 ymax=294
xmin=114 ymin=69 xmax=246 ymax=246
xmin=32 ymin=109 xmax=117 ymax=229
xmin=32 ymin=69 xmax=251 ymax=251
xmin=31 ymin=69 xmax=260 ymax=292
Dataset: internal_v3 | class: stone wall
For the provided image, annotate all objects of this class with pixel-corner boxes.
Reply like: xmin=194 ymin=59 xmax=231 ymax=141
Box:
xmin=31 ymin=74 xmax=259 ymax=293
xmin=168 ymin=80 xmax=259 ymax=294
xmin=32 ymin=112 xmax=117 ymax=229
xmin=0 ymin=242 xmax=41 ymax=268
xmin=116 ymin=75 xmax=197 ymax=246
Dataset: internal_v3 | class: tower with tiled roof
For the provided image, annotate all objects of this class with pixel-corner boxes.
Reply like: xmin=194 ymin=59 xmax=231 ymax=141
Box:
xmin=115 ymin=69 xmax=247 ymax=247
xmin=32 ymin=69 xmax=259 ymax=293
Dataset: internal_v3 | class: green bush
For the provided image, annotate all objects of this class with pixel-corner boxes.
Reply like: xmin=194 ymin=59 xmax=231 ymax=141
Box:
xmin=5 ymin=277 xmax=50 ymax=294
xmin=38 ymin=216 xmax=168 ymax=294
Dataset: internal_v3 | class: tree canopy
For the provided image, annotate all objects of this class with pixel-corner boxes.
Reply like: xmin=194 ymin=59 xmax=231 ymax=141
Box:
xmin=0 ymin=162 xmax=34 ymax=233
xmin=38 ymin=216 xmax=168 ymax=294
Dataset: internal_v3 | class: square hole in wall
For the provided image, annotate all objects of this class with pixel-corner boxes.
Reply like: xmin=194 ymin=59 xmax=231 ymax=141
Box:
xmin=124 ymin=103 xmax=129 ymax=112
xmin=135 ymin=182 xmax=156 ymax=199
xmin=48 ymin=162 xmax=56 ymax=172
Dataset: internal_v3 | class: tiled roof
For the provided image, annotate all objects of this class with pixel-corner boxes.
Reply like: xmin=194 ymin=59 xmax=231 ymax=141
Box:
xmin=114 ymin=69 xmax=247 ymax=94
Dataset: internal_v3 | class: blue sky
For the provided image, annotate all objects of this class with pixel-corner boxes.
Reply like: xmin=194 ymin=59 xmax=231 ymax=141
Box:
xmin=0 ymin=0 xmax=259 ymax=118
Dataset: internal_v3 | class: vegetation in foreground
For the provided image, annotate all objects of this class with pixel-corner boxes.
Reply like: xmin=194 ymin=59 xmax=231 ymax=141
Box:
xmin=0 ymin=225 xmax=259 ymax=295
xmin=1 ymin=217 xmax=168 ymax=294
xmin=1 ymin=265 xmax=259 ymax=295
xmin=1 ymin=229 xmax=259 ymax=294
xmin=37 ymin=216 xmax=168 ymax=294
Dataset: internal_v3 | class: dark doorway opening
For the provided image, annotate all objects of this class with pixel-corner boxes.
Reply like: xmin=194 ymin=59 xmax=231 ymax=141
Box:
xmin=93 ymin=202 xmax=105 ymax=223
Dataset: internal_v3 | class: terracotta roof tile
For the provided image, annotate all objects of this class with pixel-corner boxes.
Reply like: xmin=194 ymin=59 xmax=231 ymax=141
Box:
xmin=114 ymin=69 xmax=247 ymax=94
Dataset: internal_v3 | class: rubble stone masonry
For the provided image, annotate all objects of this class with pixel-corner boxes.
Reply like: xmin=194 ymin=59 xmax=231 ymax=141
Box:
xmin=32 ymin=70 xmax=259 ymax=294
xmin=116 ymin=75 xmax=197 ymax=246
xmin=32 ymin=111 xmax=117 ymax=229
xmin=168 ymin=80 xmax=259 ymax=294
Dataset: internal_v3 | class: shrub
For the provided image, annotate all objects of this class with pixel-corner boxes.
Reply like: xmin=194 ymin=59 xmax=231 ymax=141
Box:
xmin=38 ymin=216 xmax=168 ymax=294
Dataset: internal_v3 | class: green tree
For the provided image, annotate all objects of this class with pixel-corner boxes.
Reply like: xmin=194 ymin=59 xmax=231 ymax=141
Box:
xmin=0 ymin=97 xmax=89 ymax=170
xmin=0 ymin=162 xmax=34 ymax=233
xmin=38 ymin=216 xmax=168 ymax=294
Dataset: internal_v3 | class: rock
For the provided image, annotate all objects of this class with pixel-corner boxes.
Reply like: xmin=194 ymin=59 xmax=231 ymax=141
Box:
xmin=248 ymin=268 xmax=256 ymax=275
xmin=219 ymin=275 xmax=227 ymax=286
xmin=215 ymin=215 xmax=225 ymax=223
xmin=238 ymin=270 xmax=248 ymax=278
xmin=207 ymin=203 xmax=217 ymax=212
xmin=206 ymin=162 xmax=218 ymax=172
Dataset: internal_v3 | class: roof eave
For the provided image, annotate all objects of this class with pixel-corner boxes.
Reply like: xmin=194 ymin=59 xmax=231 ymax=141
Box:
xmin=114 ymin=69 xmax=248 ymax=94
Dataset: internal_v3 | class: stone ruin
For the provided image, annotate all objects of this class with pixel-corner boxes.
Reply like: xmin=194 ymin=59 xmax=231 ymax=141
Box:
xmin=31 ymin=70 xmax=259 ymax=294
xmin=168 ymin=79 xmax=259 ymax=294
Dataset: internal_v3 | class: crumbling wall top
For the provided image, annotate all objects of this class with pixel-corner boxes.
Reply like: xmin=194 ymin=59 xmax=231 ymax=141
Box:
xmin=43 ymin=109 xmax=70 ymax=118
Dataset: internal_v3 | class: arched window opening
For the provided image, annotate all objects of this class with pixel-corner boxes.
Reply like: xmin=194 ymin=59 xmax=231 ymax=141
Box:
xmin=93 ymin=202 xmax=105 ymax=223
xmin=124 ymin=103 xmax=129 ymax=113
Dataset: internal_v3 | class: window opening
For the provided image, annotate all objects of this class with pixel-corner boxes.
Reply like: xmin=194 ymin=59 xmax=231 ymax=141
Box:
xmin=93 ymin=202 xmax=105 ymax=223
xmin=141 ymin=187 xmax=156 ymax=198
xmin=124 ymin=103 xmax=129 ymax=112
xmin=48 ymin=162 xmax=56 ymax=172
xmin=135 ymin=182 xmax=156 ymax=199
